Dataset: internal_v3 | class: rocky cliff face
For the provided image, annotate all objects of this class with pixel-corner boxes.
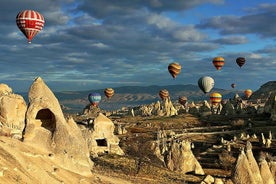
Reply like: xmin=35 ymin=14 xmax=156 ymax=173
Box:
xmin=251 ymin=81 xmax=276 ymax=101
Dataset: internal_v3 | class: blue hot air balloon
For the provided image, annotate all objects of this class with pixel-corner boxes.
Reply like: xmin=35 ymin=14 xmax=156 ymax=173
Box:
xmin=88 ymin=93 xmax=101 ymax=107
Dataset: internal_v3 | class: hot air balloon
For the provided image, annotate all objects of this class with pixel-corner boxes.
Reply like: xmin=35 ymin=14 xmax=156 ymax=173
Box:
xmin=210 ymin=92 xmax=222 ymax=106
xmin=231 ymin=83 xmax=236 ymax=89
xmin=178 ymin=96 xmax=187 ymax=106
xmin=168 ymin=62 xmax=181 ymax=79
xmin=104 ymin=88 xmax=114 ymax=99
xmin=244 ymin=89 xmax=252 ymax=98
xmin=212 ymin=56 xmax=224 ymax=70
xmin=198 ymin=76 xmax=215 ymax=94
xmin=88 ymin=93 xmax=101 ymax=107
xmin=16 ymin=10 xmax=45 ymax=43
xmin=159 ymin=89 xmax=169 ymax=100
xmin=236 ymin=57 xmax=245 ymax=68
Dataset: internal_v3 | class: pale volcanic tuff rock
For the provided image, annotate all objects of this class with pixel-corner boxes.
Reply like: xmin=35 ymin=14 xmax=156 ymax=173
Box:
xmin=259 ymin=156 xmax=275 ymax=184
xmin=84 ymin=112 xmax=124 ymax=156
xmin=165 ymin=140 xmax=204 ymax=175
xmin=0 ymin=84 xmax=27 ymax=139
xmin=232 ymin=149 xmax=257 ymax=184
xmin=245 ymin=141 xmax=263 ymax=184
xmin=23 ymin=77 xmax=93 ymax=176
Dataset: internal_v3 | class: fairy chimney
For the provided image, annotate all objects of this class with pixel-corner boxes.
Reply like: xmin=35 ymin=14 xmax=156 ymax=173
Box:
xmin=259 ymin=157 xmax=275 ymax=184
xmin=269 ymin=161 xmax=276 ymax=183
xmin=163 ymin=98 xmax=178 ymax=116
xmin=23 ymin=77 xmax=93 ymax=176
xmin=165 ymin=140 xmax=204 ymax=175
xmin=245 ymin=141 xmax=263 ymax=184
xmin=232 ymin=149 xmax=257 ymax=184
xmin=0 ymin=84 xmax=27 ymax=139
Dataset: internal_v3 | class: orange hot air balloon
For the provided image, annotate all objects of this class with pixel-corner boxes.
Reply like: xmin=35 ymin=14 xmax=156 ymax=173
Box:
xmin=104 ymin=88 xmax=114 ymax=99
xmin=244 ymin=89 xmax=252 ymax=98
xmin=168 ymin=62 xmax=181 ymax=79
xmin=236 ymin=57 xmax=245 ymax=68
xmin=16 ymin=10 xmax=45 ymax=43
xmin=210 ymin=92 xmax=222 ymax=106
xmin=212 ymin=56 xmax=224 ymax=70
xmin=231 ymin=83 xmax=236 ymax=89
xmin=178 ymin=96 xmax=187 ymax=106
xmin=159 ymin=89 xmax=169 ymax=101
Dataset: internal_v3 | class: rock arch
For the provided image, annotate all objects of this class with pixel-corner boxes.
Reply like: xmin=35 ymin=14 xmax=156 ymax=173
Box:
xmin=35 ymin=108 xmax=56 ymax=135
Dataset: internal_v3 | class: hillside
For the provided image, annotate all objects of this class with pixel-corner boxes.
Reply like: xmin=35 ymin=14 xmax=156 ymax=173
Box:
xmin=250 ymin=81 xmax=276 ymax=100
xmin=53 ymin=84 xmax=241 ymax=113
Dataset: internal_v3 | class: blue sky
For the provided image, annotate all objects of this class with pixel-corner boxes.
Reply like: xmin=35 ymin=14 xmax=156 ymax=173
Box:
xmin=0 ymin=0 xmax=275 ymax=92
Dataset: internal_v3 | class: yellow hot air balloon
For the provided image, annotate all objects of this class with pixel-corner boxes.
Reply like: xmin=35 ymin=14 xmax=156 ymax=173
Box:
xmin=244 ymin=89 xmax=253 ymax=98
xmin=212 ymin=56 xmax=224 ymax=70
xmin=104 ymin=88 xmax=114 ymax=99
xmin=210 ymin=92 xmax=222 ymax=106
xmin=168 ymin=62 xmax=181 ymax=79
xmin=159 ymin=89 xmax=169 ymax=101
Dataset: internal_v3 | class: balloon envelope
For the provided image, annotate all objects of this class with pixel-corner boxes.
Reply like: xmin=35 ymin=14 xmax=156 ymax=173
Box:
xmin=178 ymin=96 xmax=187 ymax=105
xmin=236 ymin=57 xmax=245 ymax=68
xmin=231 ymin=83 xmax=236 ymax=88
xmin=159 ymin=89 xmax=169 ymax=100
xmin=244 ymin=89 xmax=253 ymax=98
xmin=210 ymin=92 xmax=222 ymax=106
xmin=16 ymin=10 xmax=45 ymax=43
xmin=168 ymin=62 xmax=181 ymax=79
xmin=198 ymin=76 xmax=215 ymax=94
xmin=104 ymin=88 xmax=114 ymax=99
xmin=212 ymin=56 xmax=224 ymax=70
xmin=88 ymin=93 xmax=101 ymax=107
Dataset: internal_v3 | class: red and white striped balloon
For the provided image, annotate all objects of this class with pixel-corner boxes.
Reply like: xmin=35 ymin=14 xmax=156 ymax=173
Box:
xmin=16 ymin=10 xmax=45 ymax=43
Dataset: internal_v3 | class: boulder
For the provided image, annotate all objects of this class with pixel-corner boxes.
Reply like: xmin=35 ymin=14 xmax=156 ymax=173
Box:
xmin=23 ymin=77 xmax=93 ymax=176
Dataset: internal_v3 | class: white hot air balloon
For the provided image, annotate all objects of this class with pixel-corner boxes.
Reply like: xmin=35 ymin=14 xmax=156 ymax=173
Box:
xmin=198 ymin=76 xmax=215 ymax=94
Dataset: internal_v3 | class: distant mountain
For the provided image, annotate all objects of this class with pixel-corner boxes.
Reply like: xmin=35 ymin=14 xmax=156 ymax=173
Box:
xmin=52 ymin=84 xmax=242 ymax=113
xmin=19 ymin=82 xmax=275 ymax=113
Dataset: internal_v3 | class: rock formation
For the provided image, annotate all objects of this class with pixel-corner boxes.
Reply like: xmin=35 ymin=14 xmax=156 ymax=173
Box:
xmin=221 ymin=100 xmax=235 ymax=116
xmin=23 ymin=77 xmax=93 ymax=176
xmin=259 ymin=156 xmax=275 ymax=184
xmin=83 ymin=112 xmax=124 ymax=157
xmin=165 ymin=140 xmax=204 ymax=175
xmin=199 ymin=100 xmax=211 ymax=116
xmin=245 ymin=141 xmax=263 ymax=184
xmin=233 ymin=142 xmax=275 ymax=184
xmin=232 ymin=149 xmax=257 ymax=184
xmin=264 ymin=92 xmax=276 ymax=121
xmin=270 ymin=161 xmax=276 ymax=183
xmin=0 ymin=84 xmax=27 ymax=139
